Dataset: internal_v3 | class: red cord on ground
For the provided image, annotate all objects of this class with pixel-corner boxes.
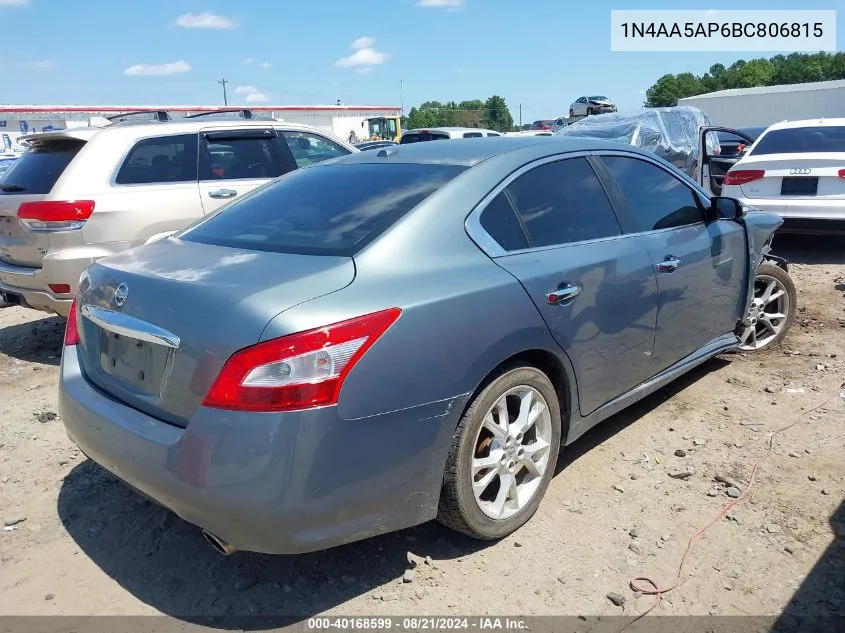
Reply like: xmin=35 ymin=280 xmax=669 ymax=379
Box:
xmin=618 ymin=379 xmax=844 ymax=632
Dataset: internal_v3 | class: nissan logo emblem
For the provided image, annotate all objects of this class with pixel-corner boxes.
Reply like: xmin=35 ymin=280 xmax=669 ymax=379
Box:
xmin=113 ymin=283 xmax=129 ymax=308
xmin=789 ymin=168 xmax=811 ymax=175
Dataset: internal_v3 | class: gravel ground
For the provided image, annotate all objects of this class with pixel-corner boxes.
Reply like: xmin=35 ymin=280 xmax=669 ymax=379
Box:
xmin=0 ymin=234 xmax=843 ymax=627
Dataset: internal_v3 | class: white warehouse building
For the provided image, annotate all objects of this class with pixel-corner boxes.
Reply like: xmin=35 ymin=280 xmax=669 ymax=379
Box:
xmin=677 ymin=79 xmax=845 ymax=129
xmin=0 ymin=104 xmax=401 ymax=153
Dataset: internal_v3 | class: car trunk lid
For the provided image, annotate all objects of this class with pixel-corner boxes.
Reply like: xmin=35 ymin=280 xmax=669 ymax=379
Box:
xmin=75 ymin=238 xmax=356 ymax=427
xmin=735 ymin=153 xmax=845 ymax=200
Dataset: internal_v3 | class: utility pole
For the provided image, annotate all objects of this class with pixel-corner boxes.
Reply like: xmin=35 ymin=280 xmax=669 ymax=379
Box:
xmin=218 ymin=78 xmax=229 ymax=106
xmin=518 ymin=104 xmax=523 ymax=129
xmin=400 ymin=79 xmax=404 ymax=115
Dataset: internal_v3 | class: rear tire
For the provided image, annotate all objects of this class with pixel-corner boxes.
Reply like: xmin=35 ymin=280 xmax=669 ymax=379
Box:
xmin=437 ymin=366 xmax=562 ymax=540
xmin=736 ymin=262 xmax=797 ymax=352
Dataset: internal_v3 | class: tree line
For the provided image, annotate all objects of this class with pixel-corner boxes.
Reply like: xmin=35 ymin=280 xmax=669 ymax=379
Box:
xmin=403 ymin=96 xmax=515 ymax=132
xmin=645 ymin=52 xmax=845 ymax=107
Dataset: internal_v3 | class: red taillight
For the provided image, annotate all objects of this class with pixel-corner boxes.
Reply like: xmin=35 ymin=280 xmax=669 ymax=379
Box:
xmin=64 ymin=297 xmax=80 ymax=346
xmin=49 ymin=283 xmax=71 ymax=295
xmin=17 ymin=200 xmax=95 ymax=231
xmin=838 ymin=169 xmax=845 ymax=179
xmin=723 ymin=169 xmax=765 ymax=186
xmin=202 ymin=308 xmax=402 ymax=412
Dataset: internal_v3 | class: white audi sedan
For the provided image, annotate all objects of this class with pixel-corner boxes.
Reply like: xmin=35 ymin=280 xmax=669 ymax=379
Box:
xmin=721 ymin=118 xmax=845 ymax=234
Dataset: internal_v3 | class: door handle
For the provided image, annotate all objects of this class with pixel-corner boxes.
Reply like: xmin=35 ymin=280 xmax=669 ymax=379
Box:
xmin=657 ymin=256 xmax=682 ymax=273
xmin=546 ymin=283 xmax=582 ymax=305
xmin=208 ymin=189 xmax=237 ymax=200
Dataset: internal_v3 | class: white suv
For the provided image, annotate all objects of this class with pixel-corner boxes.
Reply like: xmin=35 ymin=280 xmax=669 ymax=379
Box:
xmin=0 ymin=115 xmax=357 ymax=316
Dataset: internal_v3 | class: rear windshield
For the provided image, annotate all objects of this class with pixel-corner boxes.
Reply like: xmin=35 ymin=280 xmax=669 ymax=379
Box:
xmin=180 ymin=163 xmax=467 ymax=256
xmin=750 ymin=126 xmax=845 ymax=155
xmin=400 ymin=132 xmax=450 ymax=144
xmin=0 ymin=139 xmax=85 ymax=195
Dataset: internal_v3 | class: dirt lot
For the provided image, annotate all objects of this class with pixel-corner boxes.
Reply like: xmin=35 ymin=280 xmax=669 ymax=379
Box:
xmin=0 ymin=235 xmax=843 ymax=626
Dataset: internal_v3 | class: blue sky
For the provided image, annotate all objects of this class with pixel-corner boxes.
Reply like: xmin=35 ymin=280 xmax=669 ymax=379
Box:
xmin=2 ymin=0 xmax=842 ymax=122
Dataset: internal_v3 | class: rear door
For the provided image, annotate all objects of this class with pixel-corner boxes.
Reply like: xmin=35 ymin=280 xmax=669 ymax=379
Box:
xmin=471 ymin=154 xmax=659 ymax=415
xmin=597 ymin=152 xmax=749 ymax=372
xmin=697 ymin=126 xmax=756 ymax=196
xmin=0 ymin=136 xmax=85 ymax=268
xmin=197 ymin=128 xmax=293 ymax=214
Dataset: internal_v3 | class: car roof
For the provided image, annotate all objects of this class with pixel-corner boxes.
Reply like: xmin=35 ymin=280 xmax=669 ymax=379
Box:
xmin=18 ymin=118 xmax=338 ymax=144
xmin=765 ymin=118 xmax=845 ymax=131
xmin=321 ymin=136 xmax=655 ymax=167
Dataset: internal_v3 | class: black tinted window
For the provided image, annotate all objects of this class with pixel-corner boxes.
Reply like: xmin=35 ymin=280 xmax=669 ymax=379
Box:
xmin=0 ymin=139 xmax=84 ymax=194
xmin=182 ymin=163 xmax=466 ymax=256
xmin=463 ymin=132 xmax=483 ymax=138
xmin=199 ymin=133 xmax=283 ymax=181
xmin=400 ymin=132 xmax=450 ymax=144
xmin=602 ymin=156 xmax=703 ymax=232
xmin=505 ymin=157 xmax=621 ymax=247
xmin=750 ymin=126 xmax=845 ymax=155
xmin=480 ymin=193 xmax=529 ymax=251
xmin=115 ymin=134 xmax=198 ymax=185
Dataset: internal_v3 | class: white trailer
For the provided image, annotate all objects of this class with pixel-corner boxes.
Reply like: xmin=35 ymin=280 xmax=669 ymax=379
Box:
xmin=678 ymin=79 xmax=845 ymax=129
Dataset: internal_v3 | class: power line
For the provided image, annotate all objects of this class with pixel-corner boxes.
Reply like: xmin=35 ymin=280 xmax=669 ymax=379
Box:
xmin=217 ymin=78 xmax=229 ymax=106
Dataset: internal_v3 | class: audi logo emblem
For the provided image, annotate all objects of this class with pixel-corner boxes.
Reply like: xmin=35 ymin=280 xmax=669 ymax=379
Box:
xmin=789 ymin=168 xmax=811 ymax=175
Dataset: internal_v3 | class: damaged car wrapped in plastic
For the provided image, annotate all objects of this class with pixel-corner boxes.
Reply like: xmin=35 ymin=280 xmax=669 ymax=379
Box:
xmin=555 ymin=106 xmax=718 ymax=179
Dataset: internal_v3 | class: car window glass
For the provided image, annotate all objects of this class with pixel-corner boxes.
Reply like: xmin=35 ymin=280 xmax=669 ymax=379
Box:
xmin=505 ymin=157 xmax=621 ymax=247
xmin=749 ymin=126 xmax=845 ymax=155
xmin=199 ymin=134 xmax=281 ymax=181
xmin=281 ymin=131 xmax=349 ymax=168
xmin=487 ymin=132 xmax=501 ymax=137
xmin=463 ymin=132 xmax=483 ymax=138
xmin=0 ymin=139 xmax=84 ymax=194
xmin=602 ymin=156 xmax=704 ymax=232
xmin=182 ymin=163 xmax=466 ymax=256
xmin=479 ymin=193 xmax=529 ymax=252
xmin=115 ymin=134 xmax=198 ymax=185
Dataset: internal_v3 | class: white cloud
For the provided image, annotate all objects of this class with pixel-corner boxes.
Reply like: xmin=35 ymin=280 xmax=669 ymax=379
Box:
xmin=259 ymin=61 xmax=271 ymax=69
xmin=124 ymin=60 xmax=191 ymax=76
xmin=174 ymin=12 xmax=237 ymax=29
xmin=235 ymin=85 xmax=270 ymax=103
xmin=352 ymin=36 xmax=374 ymax=50
xmin=0 ymin=0 xmax=30 ymax=6
xmin=416 ymin=0 xmax=464 ymax=9
xmin=20 ymin=59 xmax=54 ymax=70
xmin=335 ymin=38 xmax=390 ymax=73
xmin=243 ymin=57 xmax=254 ymax=65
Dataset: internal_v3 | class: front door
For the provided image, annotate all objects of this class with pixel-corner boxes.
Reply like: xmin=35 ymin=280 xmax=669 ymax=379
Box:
xmin=697 ymin=126 xmax=756 ymax=196
xmin=597 ymin=153 xmax=749 ymax=372
xmin=197 ymin=128 xmax=293 ymax=214
xmin=473 ymin=155 xmax=659 ymax=415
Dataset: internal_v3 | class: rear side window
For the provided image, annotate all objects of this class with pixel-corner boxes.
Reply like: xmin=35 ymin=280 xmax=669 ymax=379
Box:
xmin=463 ymin=132 xmax=483 ymax=138
xmin=181 ymin=163 xmax=467 ymax=256
xmin=199 ymin=131 xmax=283 ymax=181
xmin=479 ymin=193 xmax=529 ymax=252
xmin=505 ymin=157 xmax=621 ymax=247
xmin=749 ymin=126 xmax=845 ymax=155
xmin=116 ymin=134 xmax=198 ymax=185
xmin=0 ymin=139 xmax=84 ymax=195
xmin=281 ymin=131 xmax=349 ymax=168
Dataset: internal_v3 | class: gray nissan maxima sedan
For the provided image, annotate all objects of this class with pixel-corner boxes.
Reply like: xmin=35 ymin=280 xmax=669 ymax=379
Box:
xmin=59 ymin=137 xmax=795 ymax=555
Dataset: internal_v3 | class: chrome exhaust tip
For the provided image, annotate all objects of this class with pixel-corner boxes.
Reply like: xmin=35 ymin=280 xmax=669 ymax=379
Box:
xmin=202 ymin=529 xmax=236 ymax=556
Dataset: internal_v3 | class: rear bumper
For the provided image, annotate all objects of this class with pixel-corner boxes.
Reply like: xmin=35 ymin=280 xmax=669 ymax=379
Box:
xmin=739 ymin=197 xmax=845 ymax=225
xmin=59 ymin=346 xmax=464 ymax=555
xmin=0 ymin=243 xmax=135 ymax=317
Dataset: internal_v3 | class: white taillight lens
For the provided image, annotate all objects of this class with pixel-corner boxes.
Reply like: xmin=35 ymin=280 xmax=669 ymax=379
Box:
xmin=241 ymin=337 xmax=366 ymax=387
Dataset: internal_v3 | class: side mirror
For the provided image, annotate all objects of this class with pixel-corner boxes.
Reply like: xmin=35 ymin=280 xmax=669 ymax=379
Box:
xmin=711 ymin=196 xmax=746 ymax=221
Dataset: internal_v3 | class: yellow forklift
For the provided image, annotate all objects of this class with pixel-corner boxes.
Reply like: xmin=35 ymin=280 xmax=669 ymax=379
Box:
xmin=364 ymin=116 xmax=402 ymax=142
